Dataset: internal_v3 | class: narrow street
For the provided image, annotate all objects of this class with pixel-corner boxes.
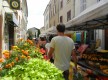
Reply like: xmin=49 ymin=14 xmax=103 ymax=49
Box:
xmin=0 ymin=0 xmax=108 ymax=80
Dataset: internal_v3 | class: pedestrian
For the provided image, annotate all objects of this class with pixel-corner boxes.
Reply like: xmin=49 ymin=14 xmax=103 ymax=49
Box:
xmin=45 ymin=35 xmax=54 ymax=63
xmin=35 ymin=38 xmax=40 ymax=48
xmin=48 ymin=23 xmax=77 ymax=80
xmin=39 ymin=36 xmax=46 ymax=50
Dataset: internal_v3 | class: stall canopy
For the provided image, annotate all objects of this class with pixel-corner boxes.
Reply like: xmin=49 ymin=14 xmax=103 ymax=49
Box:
xmin=66 ymin=0 xmax=108 ymax=31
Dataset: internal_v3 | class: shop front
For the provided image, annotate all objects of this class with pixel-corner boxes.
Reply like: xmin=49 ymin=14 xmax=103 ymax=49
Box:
xmin=4 ymin=12 xmax=19 ymax=50
xmin=66 ymin=0 xmax=108 ymax=49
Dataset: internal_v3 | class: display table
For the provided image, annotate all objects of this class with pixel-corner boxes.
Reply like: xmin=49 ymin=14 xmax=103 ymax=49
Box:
xmin=76 ymin=59 xmax=108 ymax=80
xmin=77 ymin=60 xmax=108 ymax=77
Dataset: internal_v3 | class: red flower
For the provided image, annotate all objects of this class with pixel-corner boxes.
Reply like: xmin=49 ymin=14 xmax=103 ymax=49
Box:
xmin=43 ymin=55 xmax=48 ymax=60
xmin=40 ymin=48 xmax=46 ymax=54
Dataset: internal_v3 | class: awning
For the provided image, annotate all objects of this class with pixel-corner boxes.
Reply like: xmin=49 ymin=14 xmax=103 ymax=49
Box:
xmin=66 ymin=0 xmax=108 ymax=31
xmin=43 ymin=26 xmax=57 ymax=34
xmin=4 ymin=6 xmax=19 ymax=27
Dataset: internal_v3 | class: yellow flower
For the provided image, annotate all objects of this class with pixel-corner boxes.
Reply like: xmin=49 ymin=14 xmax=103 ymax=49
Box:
xmin=21 ymin=55 xmax=26 ymax=58
xmin=11 ymin=46 xmax=19 ymax=50
xmin=27 ymin=39 xmax=33 ymax=45
xmin=35 ymin=48 xmax=40 ymax=52
xmin=2 ymin=50 xmax=9 ymax=54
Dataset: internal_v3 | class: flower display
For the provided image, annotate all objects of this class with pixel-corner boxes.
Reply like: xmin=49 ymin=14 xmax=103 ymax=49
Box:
xmin=0 ymin=39 xmax=43 ymax=77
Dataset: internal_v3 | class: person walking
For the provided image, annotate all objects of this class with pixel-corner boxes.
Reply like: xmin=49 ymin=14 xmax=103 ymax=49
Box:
xmin=48 ymin=23 xmax=77 ymax=80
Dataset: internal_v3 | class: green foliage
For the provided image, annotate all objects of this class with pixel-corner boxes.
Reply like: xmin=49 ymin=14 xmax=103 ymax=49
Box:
xmin=1 ymin=59 xmax=65 ymax=80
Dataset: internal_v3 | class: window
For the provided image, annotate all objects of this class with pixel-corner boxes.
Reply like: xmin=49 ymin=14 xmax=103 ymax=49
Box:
xmin=80 ymin=0 xmax=86 ymax=12
xmin=60 ymin=16 xmax=63 ymax=23
xmin=67 ymin=10 xmax=71 ymax=21
xmin=67 ymin=0 xmax=70 ymax=3
xmin=54 ymin=0 xmax=56 ymax=3
xmin=53 ymin=6 xmax=56 ymax=15
xmin=55 ymin=5 xmax=56 ymax=13
xmin=97 ymin=0 xmax=101 ymax=2
xmin=54 ymin=21 xmax=55 ymax=26
xmin=60 ymin=0 xmax=63 ymax=9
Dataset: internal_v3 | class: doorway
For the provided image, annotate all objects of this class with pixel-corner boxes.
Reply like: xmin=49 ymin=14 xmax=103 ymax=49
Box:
xmin=8 ymin=23 xmax=14 ymax=50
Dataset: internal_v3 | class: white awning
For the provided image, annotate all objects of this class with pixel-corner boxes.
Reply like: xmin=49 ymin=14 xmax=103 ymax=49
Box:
xmin=43 ymin=26 xmax=57 ymax=34
xmin=4 ymin=7 xmax=19 ymax=27
xmin=4 ymin=7 xmax=13 ymax=13
xmin=66 ymin=0 xmax=108 ymax=28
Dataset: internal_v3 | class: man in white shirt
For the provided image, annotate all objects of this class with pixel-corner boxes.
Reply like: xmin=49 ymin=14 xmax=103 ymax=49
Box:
xmin=48 ymin=23 xmax=77 ymax=80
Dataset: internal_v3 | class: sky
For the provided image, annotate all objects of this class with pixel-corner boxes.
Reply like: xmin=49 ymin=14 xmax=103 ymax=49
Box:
xmin=27 ymin=0 xmax=50 ymax=29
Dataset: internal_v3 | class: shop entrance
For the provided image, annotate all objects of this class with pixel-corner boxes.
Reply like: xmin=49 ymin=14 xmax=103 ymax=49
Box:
xmin=8 ymin=24 xmax=14 ymax=50
xmin=105 ymin=29 xmax=108 ymax=50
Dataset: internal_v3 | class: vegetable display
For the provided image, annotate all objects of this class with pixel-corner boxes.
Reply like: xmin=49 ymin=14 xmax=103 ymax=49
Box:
xmin=1 ymin=58 xmax=64 ymax=80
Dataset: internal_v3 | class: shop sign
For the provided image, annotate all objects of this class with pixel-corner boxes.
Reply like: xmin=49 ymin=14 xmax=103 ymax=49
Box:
xmin=9 ymin=0 xmax=20 ymax=10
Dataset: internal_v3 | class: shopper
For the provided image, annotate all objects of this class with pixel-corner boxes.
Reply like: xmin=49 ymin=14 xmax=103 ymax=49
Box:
xmin=39 ymin=37 xmax=46 ymax=50
xmin=48 ymin=23 xmax=77 ymax=80
xmin=45 ymin=35 xmax=54 ymax=63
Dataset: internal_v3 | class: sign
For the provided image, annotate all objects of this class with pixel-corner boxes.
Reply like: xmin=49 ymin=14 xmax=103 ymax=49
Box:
xmin=9 ymin=0 xmax=20 ymax=10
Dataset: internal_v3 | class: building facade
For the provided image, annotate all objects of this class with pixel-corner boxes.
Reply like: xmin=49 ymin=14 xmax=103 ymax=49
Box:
xmin=43 ymin=4 xmax=50 ymax=33
xmin=0 ymin=0 xmax=28 ymax=57
xmin=40 ymin=26 xmax=45 ymax=34
xmin=49 ymin=0 xmax=59 ymax=28
xmin=15 ymin=0 xmax=28 ymax=41
xmin=59 ymin=0 xmax=75 ymax=24
xmin=27 ymin=27 xmax=40 ymax=40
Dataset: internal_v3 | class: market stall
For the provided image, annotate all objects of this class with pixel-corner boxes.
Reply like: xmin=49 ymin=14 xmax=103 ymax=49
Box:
xmin=65 ymin=1 xmax=108 ymax=79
